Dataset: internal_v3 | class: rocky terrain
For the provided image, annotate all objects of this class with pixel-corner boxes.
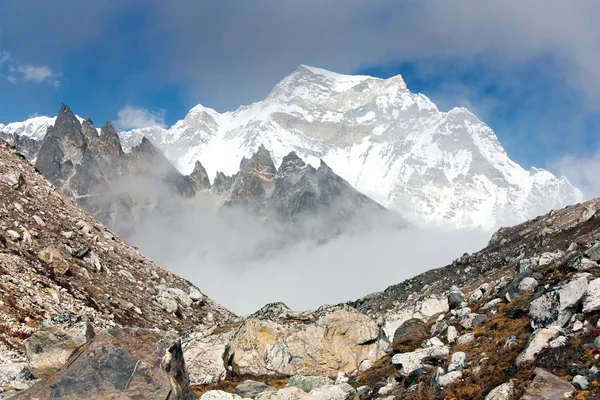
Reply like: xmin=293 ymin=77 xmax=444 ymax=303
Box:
xmin=0 ymin=138 xmax=233 ymax=397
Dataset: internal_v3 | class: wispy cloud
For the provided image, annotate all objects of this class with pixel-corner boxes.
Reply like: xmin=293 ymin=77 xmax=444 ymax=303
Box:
xmin=553 ymin=151 xmax=600 ymax=200
xmin=116 ymin=105 xmax=166 ymax=130
xmin=0 ymin=51 xmax=60 ymax=87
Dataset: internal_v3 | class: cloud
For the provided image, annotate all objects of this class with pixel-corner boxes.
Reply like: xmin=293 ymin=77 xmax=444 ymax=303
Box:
xmin=116 ymin=105 xmax=166 ymax=130
xmin=554 ymin=150 xmax=600 ymax=200
xmin=0 ymin=51 xmax=60 ymax=87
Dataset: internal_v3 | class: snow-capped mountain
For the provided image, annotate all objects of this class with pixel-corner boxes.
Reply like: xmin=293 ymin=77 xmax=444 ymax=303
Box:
xmin=119 ymin=65 xmax=581 ymax=229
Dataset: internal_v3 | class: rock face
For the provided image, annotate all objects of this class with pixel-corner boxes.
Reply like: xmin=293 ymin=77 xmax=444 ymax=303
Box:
xmin=33 ymin=104 xmax=197 ymax=239
xmin=223 ymin=305 xmax=386 ymax=378
xmin=24 ymin=315 xmax=95 ymax=378
xmin=221 ymin=147 xmax=400 ymax=240
xmin=14 ymin=328 xmax=196 ymax=400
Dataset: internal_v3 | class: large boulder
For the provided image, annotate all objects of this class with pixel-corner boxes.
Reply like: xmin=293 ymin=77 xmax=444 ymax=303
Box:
xmin=182 ymin=325 xmax=237 ymax=384
xmin=287 ymin=375 xmax=335 ymax=393
xmin=391 ymin=345 xmax=449 ymax=376
xmin=529 ymin=274 xmax=589 ymax=328
xmin=235 ymin=380 xmax=276 ymax=398
xmin=15 ymin=328 xmax=195 ymax=400
xmin=24 ymin=315 xmax=95 ymax=378
xmin=516 ymin=328 xmax=560 ymax=366
xmin=484 ymin=381 xmax=515 ymax=400
xmin=521 ymin=368 xmax=575 ymax=399
xmin=224 ymin=307 xmax=386 ymax=377
xmin=392 ymin=319 xmax=428 ymax=353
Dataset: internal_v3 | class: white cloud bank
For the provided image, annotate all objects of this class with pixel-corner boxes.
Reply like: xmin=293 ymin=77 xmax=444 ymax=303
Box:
xmin=116 ymin=105 xmax=166 ymax=130
xmin=0 ymin=51 xmax=60 ymax=87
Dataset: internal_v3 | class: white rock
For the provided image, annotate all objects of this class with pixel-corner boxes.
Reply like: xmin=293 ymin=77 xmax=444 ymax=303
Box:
xmin=448 ymin=352 xmax=466 ymax=372
xmin=167 ymin=288 xmax=193 ymax=308
xmin=456 ymin=333 xmax=474 ymax=345
xmin=516 ymin=327 xmax=560 ymax=366
xmin=437 ymin=370 xmax=462 ymax=387
xmin=484 ymin=382 xmax=515 ymax=400
xmin=334 ymin=372 xmax=348 ymax=384
xmin=572 ymin=320 xmax=584 ymax=332
xmin=447 ymin=326 xmax=458 ymax=344
xmin=549 ymin=336 xmax=568 ymax=348
xmin=482 ymin=298 xmax=503 ymax=310
xmin=583 ymin=278 xmax=600 ymax=313
xmin=529 ymin=274 xmax=589 ymax=328
xmin=539 ymin=250 xmax=565 ymax=267
xmin=118 ymin=269 xmax=134 ymax=280
xmin=257 ymin=387 xmax=316 ymax=400
xmin=469 ymin=289 xmax=483 ymax=302
xmin=189 ymin=287 xmax=203 ymax=301
xmin=572 ymin=375 xmax=589 ymax=390
xmin=423 ymin=337 xmax=444 ymax=348
xmin=6 ymin=230 xmax=20 ymax=240
xmin=200 ymin=390 xmax=243 ymax=400
xmin=32 ymin=215 xmax=46 ymax=227
xmin=392 ymin=346 xmax=449 ymax=376
xmin=156 ymin=292 xmax=178 ymax=313
xmin=518 ymin=277 xmax=538 ymax=294
xmin=309 ymin=383 xmax=356 ymax=400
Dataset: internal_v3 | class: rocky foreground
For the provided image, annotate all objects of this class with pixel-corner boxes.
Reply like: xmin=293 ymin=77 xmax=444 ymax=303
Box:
xmin=2 ymin=132 xmax=600 ymax=399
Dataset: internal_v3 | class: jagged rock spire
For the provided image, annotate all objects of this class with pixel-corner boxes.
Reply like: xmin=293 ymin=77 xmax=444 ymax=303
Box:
xmin=188 ymin=160 xmax=211 ymax=191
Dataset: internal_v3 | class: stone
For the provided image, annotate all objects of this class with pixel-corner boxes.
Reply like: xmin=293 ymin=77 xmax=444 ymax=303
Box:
xmin=189 ymin=286 xmax=203 ymax=301
xmin=482 ymin=298 xmax=503 ymax=310
xmin=484 ymin=381 xmax=515 ymax=400
xmin=157 ymin=291 xmax=179 ymax=313
xmin=201 ymin=390 xmax=243 ymax=400
xmin=521 ymin=368 xmax=575 ymax=400
xmin=460 ymin=313 xmax=486 ymax=329
xmin=572 ymin=374 xmax=589 ymax=390
xmin=469 ymin=289 xmax=483 ymax=302
xmin=518 ymin=277 xmax=538 ymax=294
xmin=24 ymin=315 xmax=95 ymax=378
xmin=168 ymin=287 xmax=193 ymax=308
xmin=567 ymin=242 xmax=578 ymax=252
xmin=529 ymin=274 xmax=589 ymax=328
xmin=118 ymin=269 xmax=134 ymax=280
xmin=447 ymin=291 xmax=465 ymax=309
xmin=15 ymin=328 xmax=195 ymax=400
xmin=309 ymin=383 xmax=356 ymax=400
xmin=585 ymin=242 xmax=600 ymax=261
xmin=392 ymin=345 xmax=449 ymax=376
xmin=456 ymin=333 xmax=474 ymax=345
xmin=6 ymin=229 xmax=20 ymax=241
xmin=436 ymin=370 xmax=462 ymax=387
xmin=548 ymin=336 xmax=567 ymax=348
xmin=183 ymin=327 xmax=236 ymax=385
xmin=423 ymin=337 xmax=444 ymax=348
xmin=572 ymin=320 xmax=584 ymax=331
xmin=32 ymin=215 xmax=46 ymax=226
xmin=583 ymin=278 xmax=600 ymax=313
xmin=447 ymin=326 xmax=458 ymax=344
xmin=539 ymin=250 xmax=565 ymax=267
xmin=448 ymin=351 xmax=466 ymax=372
xmin=224 ymin=307 xmax=386 ymax=377
xmin=257 ymin=387 xmax=316 ymax=400
xmin=516 ymin=327 xmax=560 ymax=366
xmin=287 ymin=375 xmax=334 ymax=393
xmin=235 ymin=380 xmax=276 ymax=398
xmin=334 ymin=372 xmax=348 ymax=384
xmin=504 ymin=336 xmax=516 ymax=348
xmin=0 ymin=170 xmax=25 ymax=189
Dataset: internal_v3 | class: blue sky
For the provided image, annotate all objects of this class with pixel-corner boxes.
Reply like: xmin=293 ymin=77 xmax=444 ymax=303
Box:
xmin=1 ymin=1 xmax=599 ymax=196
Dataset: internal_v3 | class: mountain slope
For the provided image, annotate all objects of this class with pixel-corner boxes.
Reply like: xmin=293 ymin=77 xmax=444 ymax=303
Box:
xmin=120 ymin=65 xmax=582 ymax=229
xmin=0 ymin=137 xmax=234 ymax=353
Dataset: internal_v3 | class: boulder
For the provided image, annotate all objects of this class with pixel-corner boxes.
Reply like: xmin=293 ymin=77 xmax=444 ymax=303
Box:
xmin=529 ymin=274 xmax=589 ymax=328
xmin=182 ymin=326 xmax=236 ymax=384
xmin=392 ymin=319 xmax=428 ymax=353
xmin=391 ymin=345 xmax=449 ymax=376
xmin=583 ymin=278 xmax=600 ymax=313
xmin=287 ymin=375 xmax=334 ymax=392
xmin=436 ymin=370 xmax=462 ymax=387
xmin=521 ymin=368 xmax=575 ymax=400
xmin=447 ymin=326 xmax=458 ymax=344
xmin=224 ymin=307 xmax=386 ymax=377
xmin=24 ymin=315 xmax=95 ymax=378
xmin=516 ymin=328 xmax=560 ymax=366
xmin=448 ymin=351 xmax=466 ymax=372
xmin=309 ymin=383 xmax=356 ymax=400
xmin=584 ymin=242 xmax=600 ymax=261
xmin=201 ymin=390 xmax=243 ymax=400
xmin=235 ymin=380 xmax=276 ymax=398
xmin=256 ymin=386 xmax=317 ymax=400
xmin=15 ymin=328 xmax=195 ymax=400
xmin=448 ymin=292 xmax=465 ymax=309
xmin=518 ymin=277 xmax=538 ymax=294
xmin=539 ymin=250 xmax=565 ymax=267
xmin=484 ymin=381 xmax=515 ymax=400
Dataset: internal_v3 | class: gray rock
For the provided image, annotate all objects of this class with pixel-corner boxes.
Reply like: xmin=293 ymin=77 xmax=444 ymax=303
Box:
xmin=448 ymin=352 xmax=466 ymax=372
xmin=0 ymin=170 xmax=25 ymax=189
xmin=235 ymin=380 xmax=276 ymax=398
xmin=529 ymin=274 xmax=589 ymax=328
xmin=189 ymin=287 xmax=203 ymax=302
xmin=447 ymin=326 xmax=458 ymax=344
xmin=585 ymin=242 xmax=600 ymax=261
xmin=583 ymin=278 xmax=600 ymax=313
xmin=287 ymin=375 xmax=334 ymax=393
xmin=484 ymin=382 xmax=515 ymax=400
xmin=518 ymin=277 xmax=538 ymax=294
xmin=447 ymin=291 xmax=465 ymax=310
xmin=436 ymin=370 xmax=462 ymax=387
xmin=201 ymin=390 xmax=243 ymax=400
xmin=309 ymin=383 xmax=356 ymax=400
xmin=516 ymin=327 xmax=560 ymax=366
xmin=522 ymin=368 xmax=575 ymax=400
xmin=572 ymin=375 xmax=589 ymax=390
xmin=392 ymin=345 xmax=449 ymax=376
xmin=456 ymin=333 xmax=474 ymax=345
xmin=157 ymin=291 xmax=179 ymax=313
